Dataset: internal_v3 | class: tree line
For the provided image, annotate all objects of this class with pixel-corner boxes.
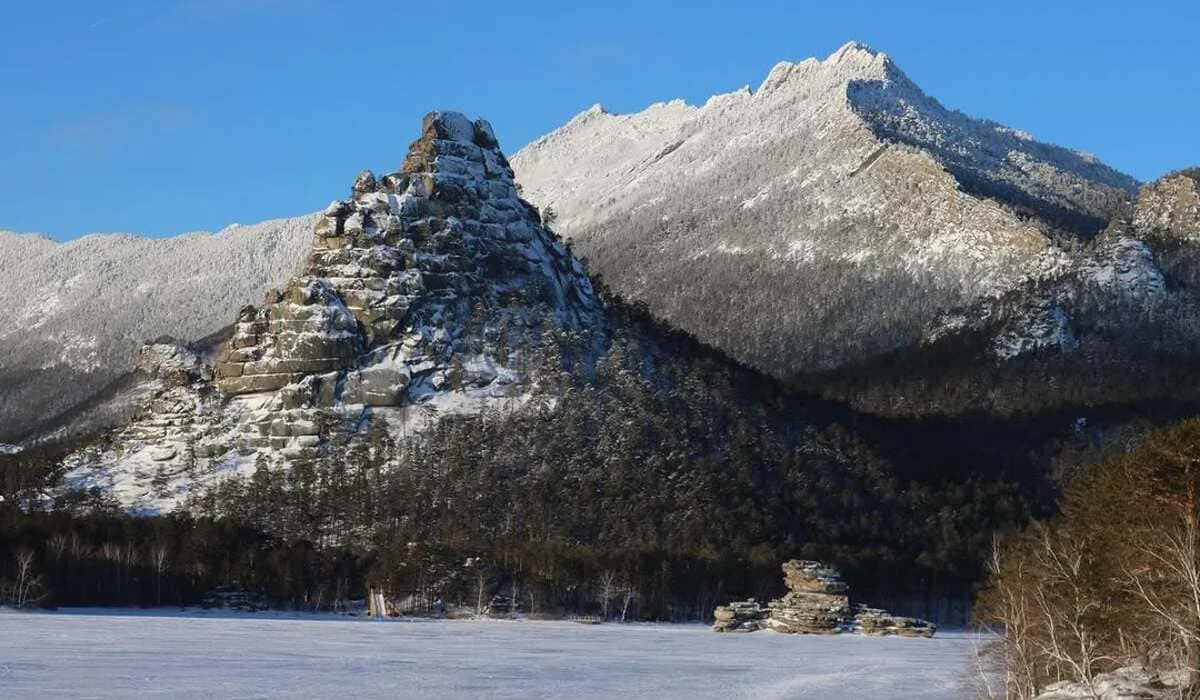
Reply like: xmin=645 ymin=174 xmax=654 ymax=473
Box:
xmin=2 ymin=298 xmax=1052 ymax=621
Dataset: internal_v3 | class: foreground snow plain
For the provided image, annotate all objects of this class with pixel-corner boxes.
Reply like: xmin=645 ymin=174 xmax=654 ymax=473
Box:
xmin=0 ymin=610 xmax=992 ymax=699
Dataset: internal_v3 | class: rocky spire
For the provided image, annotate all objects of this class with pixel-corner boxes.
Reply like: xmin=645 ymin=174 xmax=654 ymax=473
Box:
xmin=214 ymin=111 xmax=602 ymax=448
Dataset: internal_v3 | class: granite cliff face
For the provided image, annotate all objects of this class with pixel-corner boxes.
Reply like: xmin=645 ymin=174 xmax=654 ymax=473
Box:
xmin=62 ymin=112 xmax=603 ymax=510
xmin=215 ymin=111 xmax=599 ymax=412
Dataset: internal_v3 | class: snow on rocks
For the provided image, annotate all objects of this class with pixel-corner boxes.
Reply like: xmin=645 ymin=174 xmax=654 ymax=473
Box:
xmin=134 ymin=341 xmax=210 ymax=387
xmin=711 ymin=599 xmax=767 ymax=633
xmin=1034 ymin=667 xmax=1187 ymax=700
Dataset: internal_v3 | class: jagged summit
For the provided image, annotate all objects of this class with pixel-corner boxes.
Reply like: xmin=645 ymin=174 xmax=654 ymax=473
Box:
xmin=831 ymin=40 xmax=882 ymax=59
xmin=217 ymin=109 xmax=600 ymax=403
xmin=759 ymin=41 xmax=903 ymax=94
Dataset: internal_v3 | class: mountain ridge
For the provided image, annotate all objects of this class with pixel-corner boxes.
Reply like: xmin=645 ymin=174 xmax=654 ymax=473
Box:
xmin=510 ymin=41 xmax=1141 ymax=378
xmin=0 ymin=41 xmax=1171 ymax=444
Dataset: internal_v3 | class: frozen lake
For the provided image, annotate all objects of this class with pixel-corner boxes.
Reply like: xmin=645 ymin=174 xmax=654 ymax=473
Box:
xmin=0 ymin=610 xmax=992 ymax=699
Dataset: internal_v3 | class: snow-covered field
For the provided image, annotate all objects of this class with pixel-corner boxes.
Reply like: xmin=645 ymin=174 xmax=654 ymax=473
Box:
xmin=0 ymin=610 xmax=992 ymax=699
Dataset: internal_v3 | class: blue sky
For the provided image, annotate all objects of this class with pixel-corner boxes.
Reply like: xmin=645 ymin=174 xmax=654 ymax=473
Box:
xmin=2 ymin=0 xmax=1197 ymax=240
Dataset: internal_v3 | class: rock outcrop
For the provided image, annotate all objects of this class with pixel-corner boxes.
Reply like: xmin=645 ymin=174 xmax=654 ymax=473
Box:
xmin=852 ymin=606 xmax=937 ymax=638
xmin=216 ymin=111 xmax=599 ymax=406
xmin=765 ymin=560 xmax=852 ymax=634
xmin=135 ymin=341 xmax=211 ymax=388
xmin=209 ymin=110 xmax=601 ymax=455
xmin=1134 ymin=170 xmax=1200 ymax=243
xmin=1034 ymin=667 xmax=1187 ymax=700
xmin=711 ymin=599 xmax=767 ymax=633
xmin=713 ymin=560 xmax=935 ymax=638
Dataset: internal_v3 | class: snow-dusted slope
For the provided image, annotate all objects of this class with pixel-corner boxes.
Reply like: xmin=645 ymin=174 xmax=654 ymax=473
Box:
xmin=0 ymin=216 xmax=316 ymax=442
xmin=512 ymin=42 xmax=1138 ymax=376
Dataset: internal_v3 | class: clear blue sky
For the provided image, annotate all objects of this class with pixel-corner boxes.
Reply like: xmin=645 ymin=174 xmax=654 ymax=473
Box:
xmin=2 ymin=0 xmax=1197 ymax=240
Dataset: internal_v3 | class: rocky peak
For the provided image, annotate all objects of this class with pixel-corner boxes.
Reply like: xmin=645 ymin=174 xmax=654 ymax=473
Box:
xmin=1133 ymin=170 xmax=1200 ymax=242
xmin=826 ymin=40 xmax=900 ymax=79
xmin=756 ymin=41 xmax=906 ymax=96
xmin=206 ymin=110 xmax=601 ymax=449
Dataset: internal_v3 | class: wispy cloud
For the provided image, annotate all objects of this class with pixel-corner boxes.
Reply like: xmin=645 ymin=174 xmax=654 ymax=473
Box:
xmin=47 ymin=105 xmax=196 ymax=149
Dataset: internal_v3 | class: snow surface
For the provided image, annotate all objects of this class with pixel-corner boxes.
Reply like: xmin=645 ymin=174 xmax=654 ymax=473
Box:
xmin=0 ymin=611 xmax=990 ymax=699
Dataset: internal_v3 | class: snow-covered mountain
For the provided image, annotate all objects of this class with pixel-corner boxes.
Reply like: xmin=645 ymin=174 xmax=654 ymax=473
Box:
xmin=511 ymin=42 xmax=1140 ymax=377
xmin=1 ymin=42 xmax=1193 ymax=445
xmin=0 ymin=216 xmax=315 ymax=442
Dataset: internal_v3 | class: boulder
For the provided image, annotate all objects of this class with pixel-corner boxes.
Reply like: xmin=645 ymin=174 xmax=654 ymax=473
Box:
xmin=1035 ymin=667 xmax=1186 ymax=699
xmin=853 ymin=606 xmax=936 ymax=638
xmin=712 ymin=599 xmax=767 ymax=633
xmin=352 ymin=169 xmax=378 ymax=196
xmin=134 ymin=341 xmax=204 ymax=388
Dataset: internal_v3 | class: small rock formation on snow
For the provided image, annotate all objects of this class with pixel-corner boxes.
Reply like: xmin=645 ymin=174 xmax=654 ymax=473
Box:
xmin=712 ymin=560 xmax=935 ymax=637
xmin=711 ymin=599 xmax=768 ymax=633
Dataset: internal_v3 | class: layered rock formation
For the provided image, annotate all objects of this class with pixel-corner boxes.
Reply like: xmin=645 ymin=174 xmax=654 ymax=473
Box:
xmin=62 ymin=111 xmax=604 ymax=510
xmin=766 ymin=560 xmax=853 ymax=634
xmin=713 ymin=560 xmax=934 ymax=638
xmin=853 ymin=606 xmax=937 ymax=638
xmin=711 ymin=599 xmax=767 ymax=633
